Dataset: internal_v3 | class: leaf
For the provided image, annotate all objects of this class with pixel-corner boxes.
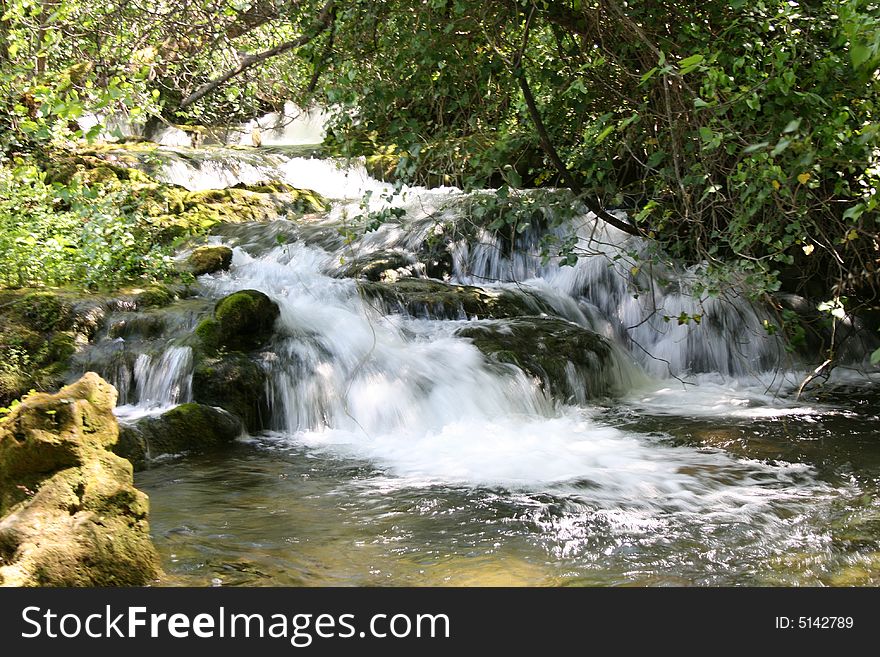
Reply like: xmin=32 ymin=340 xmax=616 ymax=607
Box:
xmin=843 ymin=203 xmax=865 ymax=221
xmin=646 ymin=151 xmax=666 ymax=168
xmin=678 ymin=54 xmax=704 ymax=68
xmin=797 ymin=172 xmax=810 ymax=185
xmin=783 ymin=118 xmax=802 ymax=133
xmin=743 ymin=142 xmax=769 ymax=153
xmin=771 ymin=138 xmax=791 ymax=156
xmin=595 ymin=124 xmax=615 ymax=143
xmin=871 ymin=346 xmax=880 ymax=365
xmin=851 ymin=42 xmax=871 ymax=69
xmin=771 ymin=180 xmax=781 ymax=190
xmin=640 ymin=67 xmax=659 ymax=84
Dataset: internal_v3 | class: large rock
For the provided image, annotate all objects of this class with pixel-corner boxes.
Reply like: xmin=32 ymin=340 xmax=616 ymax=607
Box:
xmin=456 ymin=317 xmax=622 ymax=403
xmin=358 ymin=278 xmax=553 ymax=320
xmin=186 ymin=246 xmax=234 ymax=276
xmin=192 ymin=353 xmax=270 ymax=432
xmin=116 ymin=403 xmax=243 ymax=470
xmin=0 ymin=373 xmax=162 ymax=586
xmin=195 ymin=289 xmax=280 ymax=353
xmin=0 ymin=289 xmax=105 ymax=407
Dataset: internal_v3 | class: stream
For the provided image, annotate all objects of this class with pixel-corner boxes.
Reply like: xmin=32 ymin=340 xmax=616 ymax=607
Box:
xmin=80 ymin=146 xmax=880 ymax=586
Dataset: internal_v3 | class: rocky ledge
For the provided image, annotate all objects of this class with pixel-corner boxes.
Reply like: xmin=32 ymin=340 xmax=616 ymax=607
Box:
xmin=0 ymin=373 xmax=162 ymax=586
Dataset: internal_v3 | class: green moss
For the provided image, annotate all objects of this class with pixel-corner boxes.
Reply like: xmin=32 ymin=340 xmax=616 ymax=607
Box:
xmin=133 ymin=286 xmax=174 ymax=308
xmin=211 ymin=289 xmax=279 ymax=352
xmin=194 ymin=318 xmax=222 ymax=355
xmin=456 ymin=317 xmax=621 ymax=402
xmin=188 ymin=245 xmax=233 ymax=276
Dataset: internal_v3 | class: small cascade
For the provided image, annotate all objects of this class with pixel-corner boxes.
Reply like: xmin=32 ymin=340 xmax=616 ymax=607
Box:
xmin=132 ymin=346 xmax=194 ymax=408
xmin=70 ymin=300 xmax=207 ymax=413
xmin=101 ymin=145 xmax=880 ymax=586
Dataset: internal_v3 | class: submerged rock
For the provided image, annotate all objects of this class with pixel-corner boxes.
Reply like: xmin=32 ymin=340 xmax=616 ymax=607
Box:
xmin=195 ymin=289 xmax=280 ymax=354
xmin=456 ymin=317 xmax=624 ymax=402
xmin=358 ymin=278 xmax=553 ymax=320
xmin=192 ymin=353 xmax=270 ymax=432
xmin=116 ymin=403 xmax=243 ymax=470
xmin=0 ymin=373 xmax=161 ymax=586
xmin=187 ymin=245 xmax=234 ymax=276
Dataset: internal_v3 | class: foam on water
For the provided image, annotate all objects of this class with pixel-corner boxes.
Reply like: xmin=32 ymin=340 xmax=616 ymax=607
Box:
xmin=107 ymin=151 xmax=878 ymax=540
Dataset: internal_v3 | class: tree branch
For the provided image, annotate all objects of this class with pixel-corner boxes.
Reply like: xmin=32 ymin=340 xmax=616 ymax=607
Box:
xmin=513 ymin=11 xmax=644 ymax=238
xmin=177 ymin=0 xmax=335 ymax=111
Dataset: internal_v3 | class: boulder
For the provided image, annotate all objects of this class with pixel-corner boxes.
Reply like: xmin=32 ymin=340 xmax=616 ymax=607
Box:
xmin=0 ymin=373 xmax=162 ymax=586
xmin=187 ymin=246 xmax=234 ymax=276
xmin=195 ymin=289 xmax=280 ymax=353
xmin=116 ymin=403 xmax=243 ymax=470
xmin=192 ymin=353 xmax=270 ymax=433
xmin=338 ymin=250 xmax=419 ymax=282
xmin=358 ymin=278 xmax=553 ymax=320
xmin=456 ymin=317 xmax=621 ymax=403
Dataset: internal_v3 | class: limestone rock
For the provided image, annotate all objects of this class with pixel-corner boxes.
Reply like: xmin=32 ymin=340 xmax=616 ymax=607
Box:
xmin=456 ymin=317 xmax=624 ymax=403
xmin=187 ymin=246 xmax=234 ymax=276
xmin=0 ymin=373 xmax=162 ymax=586
xmin=116 ymin=402 xmax=244 ymax=470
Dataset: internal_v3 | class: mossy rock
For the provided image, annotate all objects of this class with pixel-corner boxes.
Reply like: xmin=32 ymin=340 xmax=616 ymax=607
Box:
xmin=339 ymin=250 xmax=419 ymax=282
xmin=195 ymin=289 xmax=279 ymax=354
xmin=115 ymin=403 xmax=243 ymax=470
xmin=358 ymin=278 xmax=553 ymax=320
xmin=456 ymin=317 xmax=621 ymax=403
xmin=0 ymin=289 xmax=96 ymax=406
xmin=187 ymin=245 xmax=234 ymax=276
xmin=191 ymin=353 xmax=270 ymax=433
xmin=132 ymin=182 xmax=327 ymax=239
xmin=0 ymin=373 xmax=162 ymax=586
xmin=108 ymin=314 xmax=167 ymax=340
xmin=133 ymin=286 xmax=175 ymax=309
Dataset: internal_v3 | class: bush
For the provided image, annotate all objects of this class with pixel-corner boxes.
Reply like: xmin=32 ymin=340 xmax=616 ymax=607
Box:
xmin=0 ymin=161 xmax=176 ymax=289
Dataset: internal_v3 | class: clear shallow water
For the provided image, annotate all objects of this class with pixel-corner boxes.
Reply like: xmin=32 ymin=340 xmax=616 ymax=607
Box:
xmin=137 ymin=379 xmax=880 ymax=587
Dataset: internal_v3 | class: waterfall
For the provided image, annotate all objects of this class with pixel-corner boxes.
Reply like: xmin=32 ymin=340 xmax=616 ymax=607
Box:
xmin=132 ymin=346 xmax=194 ymax=408
xmin=90 ymin=145 xmax=880 ymax=587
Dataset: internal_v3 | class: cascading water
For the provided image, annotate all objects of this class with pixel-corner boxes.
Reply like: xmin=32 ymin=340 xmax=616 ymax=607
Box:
xmin=97 ymin=145 xmax=880 ymax=586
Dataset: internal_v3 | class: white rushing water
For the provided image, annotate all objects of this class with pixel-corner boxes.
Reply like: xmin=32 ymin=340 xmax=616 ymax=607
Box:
xmin=110 ymin=148 xmax=879 ymax=532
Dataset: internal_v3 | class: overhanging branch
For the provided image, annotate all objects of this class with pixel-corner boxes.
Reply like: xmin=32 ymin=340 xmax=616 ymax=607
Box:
xmin=177 ymin=0 xmax=336 ymax=111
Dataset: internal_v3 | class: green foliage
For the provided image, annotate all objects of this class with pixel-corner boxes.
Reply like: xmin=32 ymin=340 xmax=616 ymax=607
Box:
xmin=0 ymin=161 xmax=175 ymax=288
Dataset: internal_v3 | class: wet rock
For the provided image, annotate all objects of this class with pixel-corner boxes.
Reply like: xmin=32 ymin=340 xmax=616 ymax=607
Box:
xmin=0 ymin=373 xmax=162 ymax=586
xmin=192 ymin=354 xmax=270 ymax=432
xmin=339 ymin=250 xmax=419 ymax=282
xmin=456 ymin=317 xmax=621 ymax=402
xmin=116 ymin=403 xmax=244 ymax=470
xmin=358 ymin=278 xmax=553 ymax=320
xmin=195 ymin=289 xmax=280 ymax=353
xmin=187 ymin=246 xmax=234 ymax=276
